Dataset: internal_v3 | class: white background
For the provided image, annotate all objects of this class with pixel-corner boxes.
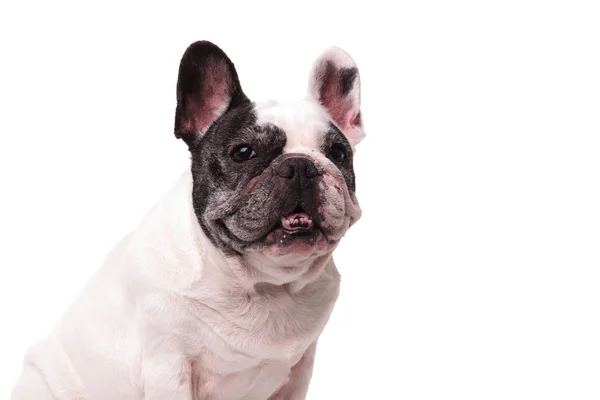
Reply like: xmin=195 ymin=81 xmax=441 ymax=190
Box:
xmin=1 ymin=1 xmax=599 ymax=399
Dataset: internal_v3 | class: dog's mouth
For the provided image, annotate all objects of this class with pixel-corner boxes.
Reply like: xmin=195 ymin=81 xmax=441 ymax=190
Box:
xmin=280 ymin=209 xmax=314 ymax=236
xmin=267 ymin=206 xmax=323 ymax=248
xmin=216 ymin=205 xmax=330 ymax=253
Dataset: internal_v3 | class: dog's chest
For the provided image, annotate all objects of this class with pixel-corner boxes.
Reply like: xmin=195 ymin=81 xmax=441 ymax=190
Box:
xmin=185 ymin=278 xmax=339 ymax=399
xmin=191 ymin=354 xmax=298 ymax=400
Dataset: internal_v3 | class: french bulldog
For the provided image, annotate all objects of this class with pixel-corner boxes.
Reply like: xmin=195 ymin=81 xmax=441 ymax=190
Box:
xmin=12 ymin=40 xmax=364 ymax=400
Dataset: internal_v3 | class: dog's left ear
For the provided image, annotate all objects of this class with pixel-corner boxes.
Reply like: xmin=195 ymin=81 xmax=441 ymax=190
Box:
xmin=174 ymin=41 xmax=249 ymax=146
xmin=309 ymin=47 xmax=364 ymax=146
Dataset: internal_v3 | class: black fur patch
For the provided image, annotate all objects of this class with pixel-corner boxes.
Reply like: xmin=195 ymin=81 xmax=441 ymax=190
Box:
xmin=318 ymin=61 xmax=357 ymax=97
xmin=189 ymin=103 xmax=288 ymax=253
xmin=339 ymin=67 xmax=358 ymax=96
xmin=322 ymin=123 xmax=356 ymax=192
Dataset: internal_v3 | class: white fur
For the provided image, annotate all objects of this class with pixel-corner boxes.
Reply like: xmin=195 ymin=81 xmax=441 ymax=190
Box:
xmin=11 ymin=171 xmax=341 ymax=400
xmin=256 ymin=99 xmax=331 ymax=155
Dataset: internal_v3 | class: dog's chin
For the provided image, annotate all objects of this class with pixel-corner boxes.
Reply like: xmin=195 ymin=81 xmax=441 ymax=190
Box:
xmin=262 ymin=226 xmax=332 ymax=256
xmin=241 ymin=215 xmax=341 ymax=285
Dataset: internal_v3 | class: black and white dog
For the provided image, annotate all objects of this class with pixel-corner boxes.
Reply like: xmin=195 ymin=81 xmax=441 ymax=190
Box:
xmin=12 ymin=41 xmax=364 ymax=400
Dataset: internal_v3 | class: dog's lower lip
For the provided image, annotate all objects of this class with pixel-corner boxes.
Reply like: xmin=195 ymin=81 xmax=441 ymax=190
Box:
xmin=282 ymin=228 xmax=314 ymax=237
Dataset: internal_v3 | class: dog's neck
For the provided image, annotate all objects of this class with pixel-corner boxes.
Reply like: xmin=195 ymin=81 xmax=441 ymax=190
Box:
xmin=127 ymin=170 xmax=335 ymax=296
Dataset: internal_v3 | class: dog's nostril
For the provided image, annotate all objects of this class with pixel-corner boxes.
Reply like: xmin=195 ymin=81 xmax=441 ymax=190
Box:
xmin=305 ymin=163 xmax=318 ymax=178
xmin=277 ymin=163 xmax=295 ymax=178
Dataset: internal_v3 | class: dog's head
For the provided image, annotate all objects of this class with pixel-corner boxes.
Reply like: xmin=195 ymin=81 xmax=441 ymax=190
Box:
xmin=174 ymin=41 xmax=363 ymax=279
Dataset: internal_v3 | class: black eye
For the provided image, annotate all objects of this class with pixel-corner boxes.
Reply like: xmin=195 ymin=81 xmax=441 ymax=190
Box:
xmin=231 ymin=145 xmax=257 ymax=162
xmin=328 ymin=144 xmax=347 ymax=164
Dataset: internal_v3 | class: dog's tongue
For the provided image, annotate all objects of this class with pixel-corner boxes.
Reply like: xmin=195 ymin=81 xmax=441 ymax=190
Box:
xmin=281 ymin=213 xmax=313 ymax=231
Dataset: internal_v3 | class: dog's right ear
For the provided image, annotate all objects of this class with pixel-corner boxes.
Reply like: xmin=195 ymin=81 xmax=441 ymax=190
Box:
xmin=174 ymin=41 xmax=249 ymax=146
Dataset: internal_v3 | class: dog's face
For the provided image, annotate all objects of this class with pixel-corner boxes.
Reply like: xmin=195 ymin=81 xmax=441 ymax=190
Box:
xmin=174 ymin=41 xmax=363 ymax=269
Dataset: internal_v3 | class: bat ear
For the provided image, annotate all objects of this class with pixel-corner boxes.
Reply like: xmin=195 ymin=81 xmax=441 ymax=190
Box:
xmin=174 ymin=41 xmax=249 ymax=146
xmin=309 ymin=47 xmax=364 ymax=146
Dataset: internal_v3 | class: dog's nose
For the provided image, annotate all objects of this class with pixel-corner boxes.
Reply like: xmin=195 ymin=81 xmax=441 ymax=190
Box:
xmin=277 ymin=157 xmax=319 ymax=179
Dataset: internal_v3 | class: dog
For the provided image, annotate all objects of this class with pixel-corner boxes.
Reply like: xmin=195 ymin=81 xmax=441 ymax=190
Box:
xmin=12 ymin=40 xmax=364 ymax=400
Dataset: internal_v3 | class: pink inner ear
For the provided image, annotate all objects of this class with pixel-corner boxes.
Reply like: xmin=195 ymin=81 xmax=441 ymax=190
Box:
xmin=186 ymin=59 xmax=232 ymax=134
xmin=317 ymin=63 xmax=361 ymax=134
xmin=320 ymin=77 xmax=360 ymax=132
